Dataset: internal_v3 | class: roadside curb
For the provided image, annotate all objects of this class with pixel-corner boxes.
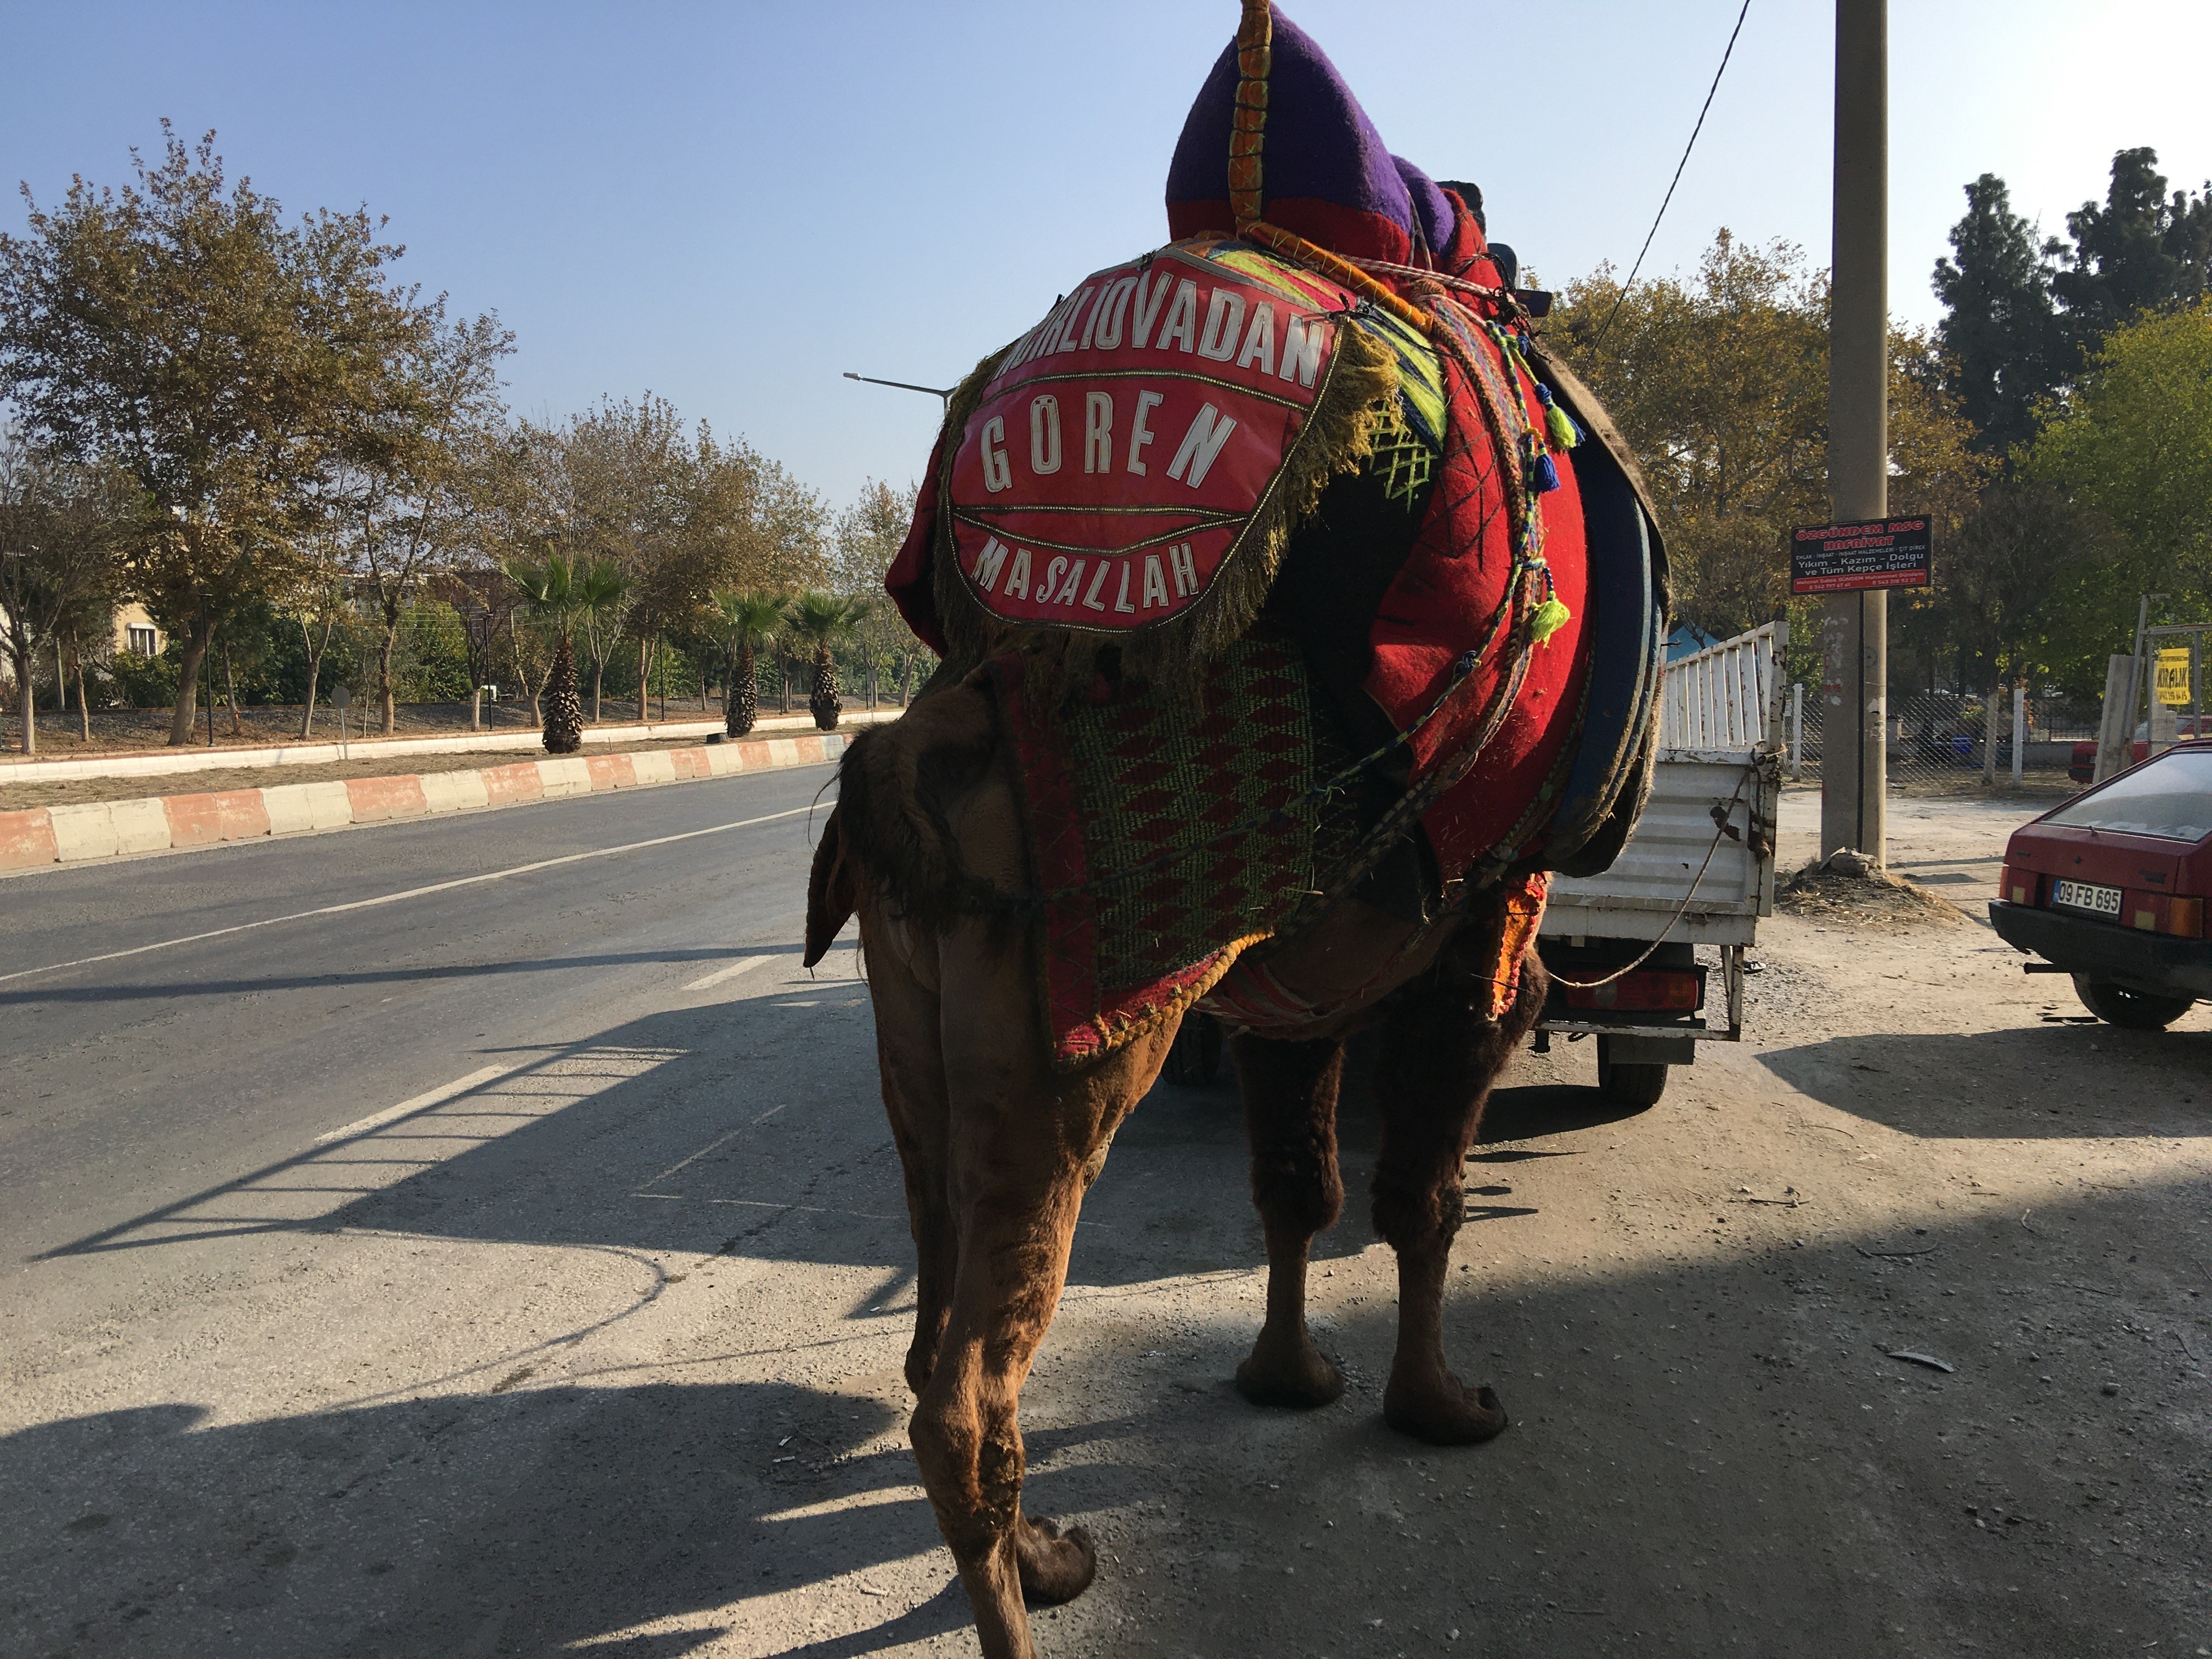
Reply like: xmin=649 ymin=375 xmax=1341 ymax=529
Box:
xmin=0 ymin=730 xmax=864 ymax=874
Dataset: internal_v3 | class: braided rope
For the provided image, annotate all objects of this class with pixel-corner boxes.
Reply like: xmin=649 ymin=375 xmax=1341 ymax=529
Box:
xmin=1228 ymin=0 xmax=1273 ymax=227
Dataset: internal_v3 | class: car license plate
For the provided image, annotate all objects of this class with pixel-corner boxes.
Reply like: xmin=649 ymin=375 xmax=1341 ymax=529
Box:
xmin=2052 ymin=878 xmax=2123 ymax=917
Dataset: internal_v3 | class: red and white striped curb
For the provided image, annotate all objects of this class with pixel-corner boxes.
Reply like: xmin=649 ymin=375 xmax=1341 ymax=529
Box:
xmin=0 ymin=732 xmax=854 ymax=874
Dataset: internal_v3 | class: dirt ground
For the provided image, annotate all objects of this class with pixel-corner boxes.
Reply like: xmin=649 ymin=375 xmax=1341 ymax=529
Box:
xmin=7 ymin=786 xmax=2208 ymax=1657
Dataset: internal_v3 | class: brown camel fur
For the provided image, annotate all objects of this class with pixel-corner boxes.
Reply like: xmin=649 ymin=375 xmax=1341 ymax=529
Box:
xmin=805 ymin=678 xmax=1545 ymax=1658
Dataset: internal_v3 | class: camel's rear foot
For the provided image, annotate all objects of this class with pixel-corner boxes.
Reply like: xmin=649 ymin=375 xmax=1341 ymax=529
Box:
xmin=1015 ymin=1514 xmax=1097 ymax=1605
xmin=1234 ymin=1324 xmax=1345 ymax=1408
xmin=1383 ymin=1369 xmax=1509 ymax=1444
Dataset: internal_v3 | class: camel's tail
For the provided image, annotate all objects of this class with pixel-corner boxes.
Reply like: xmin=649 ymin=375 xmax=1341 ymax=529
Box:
xmin=803 ymin=684 xmax=1002 ymax=967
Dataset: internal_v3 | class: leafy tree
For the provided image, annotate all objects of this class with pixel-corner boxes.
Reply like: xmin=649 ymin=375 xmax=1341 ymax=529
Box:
xmin=0 ymin=429 xmax=134 ymax=753
xmin=1932 ymin=174 xmax=2063 ymax=458
xmin=322 ymin=305 xmax=513 ymax=733
xmin=0 ymin=126 xmax=424 ymax=743
xmin=709 ymin=590 xmax=782 ymax=737
xmin=782 ymin=590 xmax=869 ymax=731
xmin=1549 ymin=232 xmax=1987 ymax=645
xmin=1927 ymin=481 xmax=2122 ymax=691
xmin=2024 ymin=297 xmax=2212 ymax=684
xmin=2052 ymin=148 xmax=2212 ymax=361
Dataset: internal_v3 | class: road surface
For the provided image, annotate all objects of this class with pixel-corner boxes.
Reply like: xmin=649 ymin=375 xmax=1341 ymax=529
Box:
xmin=4 ymin=772 xmax=2209 ymax=1657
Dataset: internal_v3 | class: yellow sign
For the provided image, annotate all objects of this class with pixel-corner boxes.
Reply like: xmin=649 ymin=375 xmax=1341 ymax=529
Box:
xmin=2155 ymin=647 xmax=2192 ymax=707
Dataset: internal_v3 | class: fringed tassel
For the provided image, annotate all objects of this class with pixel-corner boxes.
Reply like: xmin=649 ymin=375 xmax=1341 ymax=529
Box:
xmin=1533 ymin=381 xmax=1581 ymax=451
xmin=1530 ymin=595 xmax=1572 ymax=646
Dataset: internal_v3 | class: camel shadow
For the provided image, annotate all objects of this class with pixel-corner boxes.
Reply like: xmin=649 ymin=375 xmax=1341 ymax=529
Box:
xmin=0 ymin=1381 xmax=1136 ymax=1659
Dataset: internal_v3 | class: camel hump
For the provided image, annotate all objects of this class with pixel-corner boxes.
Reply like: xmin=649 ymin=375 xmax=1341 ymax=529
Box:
xmin=816 ymin=684 xmax=1006 ymax=946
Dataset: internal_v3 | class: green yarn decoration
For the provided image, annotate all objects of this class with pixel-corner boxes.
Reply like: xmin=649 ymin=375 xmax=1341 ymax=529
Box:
xmin=1530 ymin=596 xmax=1572 ymax=645
xmin=1544 ymin=402 xmax=1580 ymax=452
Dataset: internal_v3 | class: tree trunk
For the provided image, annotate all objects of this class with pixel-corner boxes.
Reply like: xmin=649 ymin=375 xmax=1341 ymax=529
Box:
xmin=223 ymin=646 xmax=244 ymax=737
xmin=169 ymin=624 xmax=212 ymax=747
xmin=780 ymin=657 xmax=792 ymax=714
xmin=543 ymin=633 xmax=584 ymax=754
xmin=75 ymin=650 xmax=90 ymax=743
xmin=898 ymin=650 xmax=914 ymax=705
xmin=8 ymin=638 xmax=34 ymax=757
xmin=591 ymin=656 xmax=605 ymax=724
xmin=300 ymin=633 xmax=323 ymax=739
xmin=809 ymin=645 xmax=841 ymax=731
xmin=729 ymin=644 xmax=758 ymax=737
xmin=637 ymin=635 xmax=650 ymax=723
xmin=378 ymin=614 xmax=399 ymax=735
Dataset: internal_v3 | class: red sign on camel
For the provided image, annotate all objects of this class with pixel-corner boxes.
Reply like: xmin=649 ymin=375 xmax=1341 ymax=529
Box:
xmin=944 ymin=238 xmax=1356 ymax=634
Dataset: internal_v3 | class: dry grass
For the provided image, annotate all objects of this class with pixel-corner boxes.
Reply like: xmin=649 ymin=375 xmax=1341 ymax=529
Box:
xmin=1776 ymin=859 xmax=1971 ymax=929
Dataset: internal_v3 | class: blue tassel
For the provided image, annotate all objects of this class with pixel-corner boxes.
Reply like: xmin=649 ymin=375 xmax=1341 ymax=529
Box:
xmin=1534 ymin=452 xmax=1560 ymax=493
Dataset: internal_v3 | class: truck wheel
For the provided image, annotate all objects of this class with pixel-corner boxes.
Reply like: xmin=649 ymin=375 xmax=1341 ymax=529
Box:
xmin=1596 ymin=1037 xmax=1670 ymax=1108
xmin=1163 ymin=1013 xmax=1224 ymax=1087
xmin=2071 ymin=974 xmax=2194 ymax=1031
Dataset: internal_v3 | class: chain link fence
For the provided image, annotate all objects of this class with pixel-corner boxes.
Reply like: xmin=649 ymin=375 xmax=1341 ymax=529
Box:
xmin=1781 ymin=687 xmax=2095 ymax=796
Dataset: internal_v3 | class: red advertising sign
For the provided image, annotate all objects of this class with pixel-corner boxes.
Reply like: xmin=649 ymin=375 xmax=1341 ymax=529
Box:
xmin=943 ymin=239 xmax=1355 ymax=634
xmin=1790 ymin=518 xmax=1934 ymax=595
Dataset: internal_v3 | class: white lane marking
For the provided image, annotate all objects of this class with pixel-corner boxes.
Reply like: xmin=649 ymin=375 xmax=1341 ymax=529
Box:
xmin=683 ymin=954 xmax=781 ymax=991
xmin=315 ymin=1065 xmax=511 ymax=1143
xmin=634 ymin=1103 xmax=788 ymax=1194
xmin=0 ymin=802 xmax=821 ymax=988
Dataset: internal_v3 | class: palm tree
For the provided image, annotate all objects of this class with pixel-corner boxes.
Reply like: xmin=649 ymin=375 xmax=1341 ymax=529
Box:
xmin=782 ymin=591 xmax=871 ymax=732
xmin=709 ymin=589 xmax=784 ymax=737
xmin=571 ymin=558 xmax=629 ymax=723
xmin=504 ymin=550 xmax=585 ymax=754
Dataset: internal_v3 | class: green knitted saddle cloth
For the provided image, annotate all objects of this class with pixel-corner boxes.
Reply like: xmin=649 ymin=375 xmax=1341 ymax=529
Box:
xmin=989 ymin=627 xmax=1359 ymax=1073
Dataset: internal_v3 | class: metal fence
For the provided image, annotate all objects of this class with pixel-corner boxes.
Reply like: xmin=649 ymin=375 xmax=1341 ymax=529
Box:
xmin=1784 ymin=689 xmax=2086 ymax=791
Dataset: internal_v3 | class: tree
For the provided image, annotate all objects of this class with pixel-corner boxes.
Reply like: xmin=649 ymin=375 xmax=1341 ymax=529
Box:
xmin=1931 ymin=174 xmax=2063 ymax=458
xmin=0 ymin=429 xmax=133 ymax=754
xmin=0 ymin=126 xmax=424 ymax=743
xmin=1927 ymin=481 xmax=2121 ymax=692
xmin=323 ymin=306 xmax=512 ymax=733
xmin=2024 ymin=297 xmax=2212 ymax=684
xmin=2052 ymin=148 xmax=2212 ymax=363
xmin=709 ymin=590 xmax=782 ymax=737
xmin=834 ymin=478 xmax=928 ymax=704
xmin=783 ymin=590 xmax=869 ymax=731
xmin=504 ymin=550 xmax=586 ymax=753
xmin=1548 ymin=232 xmax=1987 ymax=644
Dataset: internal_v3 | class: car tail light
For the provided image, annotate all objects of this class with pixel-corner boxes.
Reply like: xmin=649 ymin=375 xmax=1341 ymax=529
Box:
xmin=1561 ymin=969 xmax=1703 ymax=1012
xmin=2000 ymin=864 xmax=2042 ymax=906
xmin=2134 ymin=894 xmax=2204 ymax=938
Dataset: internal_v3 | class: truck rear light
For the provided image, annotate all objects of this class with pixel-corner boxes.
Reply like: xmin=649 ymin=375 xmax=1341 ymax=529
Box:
xmin=1561 ymin=969 xmax=1704 ymax=1012
xmin=1999 ymin=865 xmax=2042 ymax=906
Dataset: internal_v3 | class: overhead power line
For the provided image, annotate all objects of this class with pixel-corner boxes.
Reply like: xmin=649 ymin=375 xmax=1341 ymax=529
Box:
xmin=1593 ymin=0 xmax=1754 ymax=351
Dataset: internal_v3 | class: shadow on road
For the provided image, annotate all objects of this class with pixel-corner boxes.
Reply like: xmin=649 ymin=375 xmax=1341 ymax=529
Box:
xmin=0 ymin=1380 xmax=1144 ymax=1658
xmin=1759 ymin=1024 xmax=2212 ymax=1139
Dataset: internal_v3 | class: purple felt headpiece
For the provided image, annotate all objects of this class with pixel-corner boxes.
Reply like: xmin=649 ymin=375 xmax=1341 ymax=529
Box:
xmin=1165 ymin=8 xmax=1456 ymax=263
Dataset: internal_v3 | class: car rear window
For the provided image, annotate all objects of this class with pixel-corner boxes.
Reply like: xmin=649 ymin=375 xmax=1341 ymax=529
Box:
xmin=2046 ymin=746 xmax=2212 ymax=842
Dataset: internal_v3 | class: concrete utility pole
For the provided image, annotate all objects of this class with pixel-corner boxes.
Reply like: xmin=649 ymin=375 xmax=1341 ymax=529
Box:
xmin=1820 ymin=0 xmax=1888 ymax=864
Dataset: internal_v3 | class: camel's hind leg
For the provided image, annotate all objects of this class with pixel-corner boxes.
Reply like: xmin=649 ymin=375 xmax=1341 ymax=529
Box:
xmin=1369 ymin=929 xmax=1545 ymax=1444
xmin=1229 ymin=1032 xmax=1348 ymax=1407
xmin=859 ymin=915 xmax=958 ymax=1395
xmin=904 ymin=927 xmax=1171 ymax=1659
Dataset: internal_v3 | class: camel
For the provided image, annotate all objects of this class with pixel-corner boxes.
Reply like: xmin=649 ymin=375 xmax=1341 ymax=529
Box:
xmin=792 ymin=6 xmax=1668 ymax=1649
xmin=803 ymin=687 xmax=1548 ymax=1658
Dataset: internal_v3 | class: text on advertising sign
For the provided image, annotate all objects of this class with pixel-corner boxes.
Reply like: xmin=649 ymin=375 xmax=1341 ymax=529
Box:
xmin=1789 ymin=518 xmax=1933 ymax=596
xmin=2156 ymin=647 xmax=2192 ymax=707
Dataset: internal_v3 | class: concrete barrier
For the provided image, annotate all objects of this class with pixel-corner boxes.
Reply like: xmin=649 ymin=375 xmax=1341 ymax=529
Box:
xmin=0 ymin=729 xmax=862 ymax=876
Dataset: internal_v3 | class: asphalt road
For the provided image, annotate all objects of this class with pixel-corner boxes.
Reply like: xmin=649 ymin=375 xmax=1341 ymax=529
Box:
xmin=4 ymin=776 xmax=2210 ymax=1658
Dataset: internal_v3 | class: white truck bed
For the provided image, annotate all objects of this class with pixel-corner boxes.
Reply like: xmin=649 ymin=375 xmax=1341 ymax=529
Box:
xmin=1537 ymin=623 xmax=1786 ymax=1058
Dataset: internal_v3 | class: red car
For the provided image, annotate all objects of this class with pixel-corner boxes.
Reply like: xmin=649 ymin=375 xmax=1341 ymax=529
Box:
xmin=2069 ymin=716 xmax=2208 ymax=782
xmin=1991 ymin=742 xmax=2212 ymax=1028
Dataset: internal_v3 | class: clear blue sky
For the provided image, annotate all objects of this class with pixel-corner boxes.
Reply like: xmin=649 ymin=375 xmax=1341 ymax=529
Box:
xmin=5 ymin=2 xmax=2207 ymax=511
